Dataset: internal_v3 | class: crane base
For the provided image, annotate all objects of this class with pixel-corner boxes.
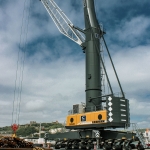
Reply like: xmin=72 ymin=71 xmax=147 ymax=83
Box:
xmin=44 ymin=129 xmax=143 ymax=150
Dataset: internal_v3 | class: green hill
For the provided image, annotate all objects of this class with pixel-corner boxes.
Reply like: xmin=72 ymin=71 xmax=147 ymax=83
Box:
xmin=0 ymin=122 xmax=64 ymax=137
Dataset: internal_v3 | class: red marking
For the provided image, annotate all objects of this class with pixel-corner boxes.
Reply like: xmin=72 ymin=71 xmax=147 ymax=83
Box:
xmin=11 ymin=124 xmax=19 ymax=132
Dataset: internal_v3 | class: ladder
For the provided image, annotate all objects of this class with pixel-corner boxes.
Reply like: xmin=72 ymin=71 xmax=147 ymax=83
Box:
xmin=131 ymin=123 xmax=147 ymax=148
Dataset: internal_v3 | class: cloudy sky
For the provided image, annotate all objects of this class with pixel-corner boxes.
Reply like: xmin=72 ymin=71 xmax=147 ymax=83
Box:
xmin=0 ymin=0 xmax=150 ymax=129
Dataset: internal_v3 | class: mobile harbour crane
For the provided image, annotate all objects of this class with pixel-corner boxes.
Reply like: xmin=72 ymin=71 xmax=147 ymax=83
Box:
xmin=39 ymin=0 xmax=146 ymax=149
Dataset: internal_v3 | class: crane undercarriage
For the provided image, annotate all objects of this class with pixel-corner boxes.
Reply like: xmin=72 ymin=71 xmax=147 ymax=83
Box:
xmin=45 ymin=129 xmax=141 ymax=150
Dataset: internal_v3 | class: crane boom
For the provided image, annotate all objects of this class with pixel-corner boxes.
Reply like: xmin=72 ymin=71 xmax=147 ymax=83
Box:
xmin=41 ymin=0 xmax=85 ymax=46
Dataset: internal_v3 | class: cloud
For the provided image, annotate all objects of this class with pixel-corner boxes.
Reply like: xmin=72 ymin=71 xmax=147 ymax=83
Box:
xmin=0 ymin=0 xmax=150 ymax=129
xmin=111 ymin=45 xmax=150 ymax=92
xmin=115 ymin=16 xmax=150 ymax=46
xmin=25 ymin=99 xmax=45 ymax=112
xmin=130 ymin=98 xmax=150 ymax=116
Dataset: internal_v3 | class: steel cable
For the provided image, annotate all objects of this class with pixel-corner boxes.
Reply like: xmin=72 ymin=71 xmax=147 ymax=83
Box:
xmin=12 ymin=0 xmax=31 ymax=126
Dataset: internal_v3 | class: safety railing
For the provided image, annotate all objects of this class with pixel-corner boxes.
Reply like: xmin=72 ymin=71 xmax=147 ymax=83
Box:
xmin=68 ymin=105 xmax=102 ymax=115
xmin=131 ymin=123 xmax=148 ymax=148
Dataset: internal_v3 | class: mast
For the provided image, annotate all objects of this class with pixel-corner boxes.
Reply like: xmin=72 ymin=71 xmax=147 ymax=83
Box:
xmin=83 ymin=0 xmax=102 ymax=112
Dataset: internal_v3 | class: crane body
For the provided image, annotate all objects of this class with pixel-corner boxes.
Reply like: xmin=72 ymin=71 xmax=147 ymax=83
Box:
xmin=39 ymin=0 xmax=143 ymax=149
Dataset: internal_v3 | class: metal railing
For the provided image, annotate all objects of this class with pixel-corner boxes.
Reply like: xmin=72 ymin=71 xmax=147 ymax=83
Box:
xmin=68 ymin=105 xmax=103 ymax=115
xmin=131 ymin=123 xmax=148 ymax=148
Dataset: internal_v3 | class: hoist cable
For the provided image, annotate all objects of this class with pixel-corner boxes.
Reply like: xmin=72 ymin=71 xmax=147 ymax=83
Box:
xmin=12 ymin=0 xmax=27 ymax=125
xmin=15 ymin=0 xmax=29 ymax=125
xmin=12 ymin=0 xmax=31 ymax=125
xmin=17 ymin=0 xmax=32 ymax=124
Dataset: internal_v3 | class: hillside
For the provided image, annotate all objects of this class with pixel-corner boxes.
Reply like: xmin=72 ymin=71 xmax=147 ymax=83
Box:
xmin=0 ymin=121 xmax=147 ymax=138
xmin=0 ymin=121 xmax=64 ymax=137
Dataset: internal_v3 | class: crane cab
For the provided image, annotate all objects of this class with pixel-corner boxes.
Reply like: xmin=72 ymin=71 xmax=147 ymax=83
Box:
xmin=66 ymin=108 xmax=107 ymax=126
xmin=65 ymin=96 xmax=130 ymax=129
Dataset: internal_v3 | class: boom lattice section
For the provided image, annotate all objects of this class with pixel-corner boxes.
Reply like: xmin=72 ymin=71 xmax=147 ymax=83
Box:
xmin=41 ymin=0 xmax=85 ymax=45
